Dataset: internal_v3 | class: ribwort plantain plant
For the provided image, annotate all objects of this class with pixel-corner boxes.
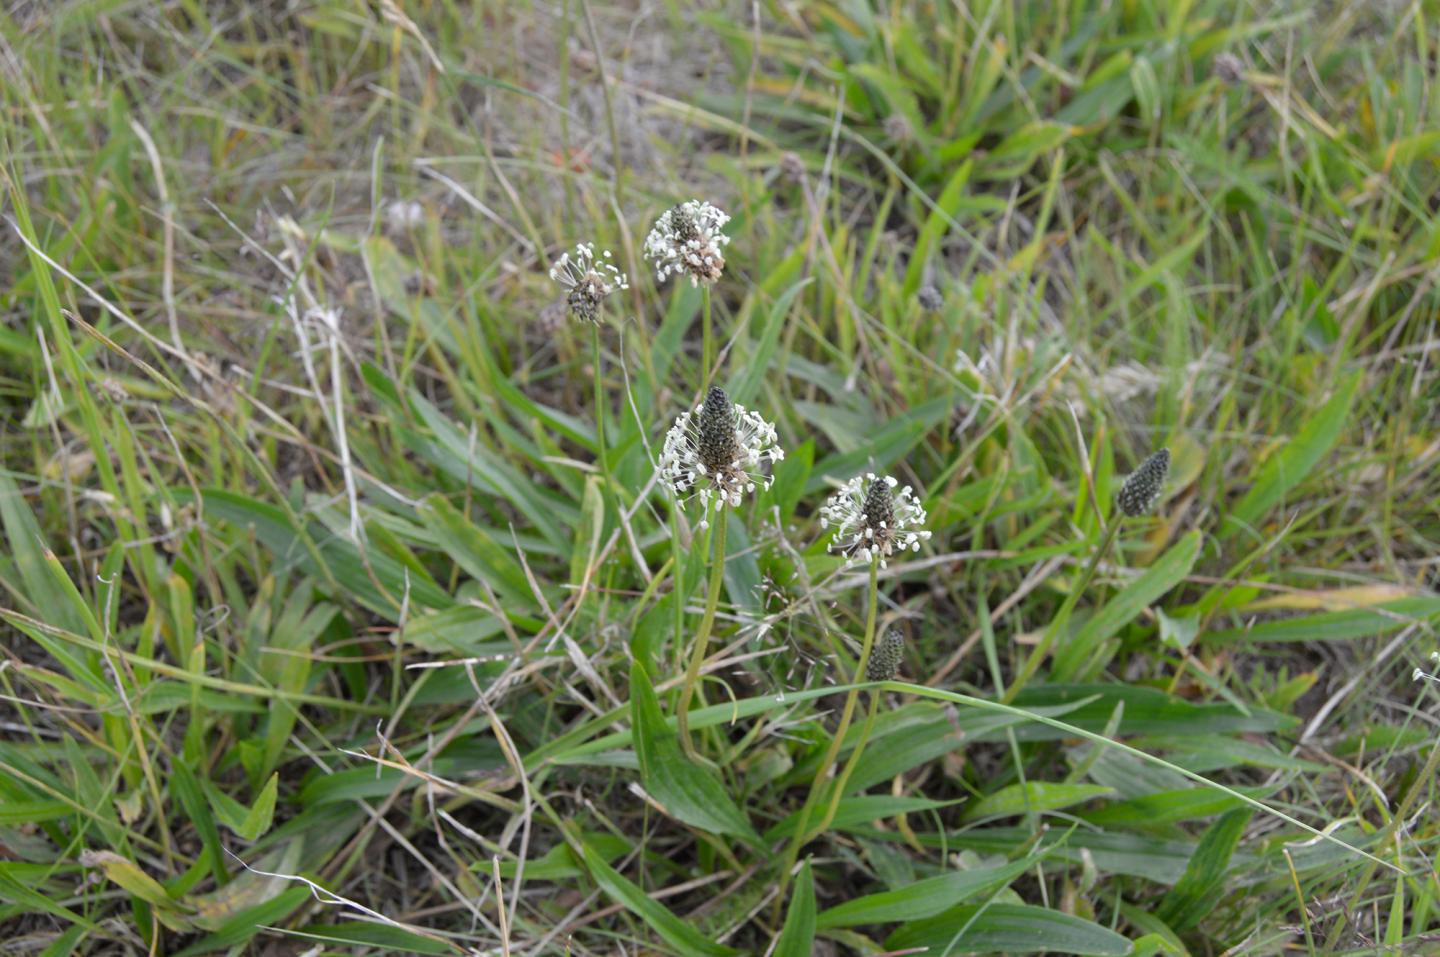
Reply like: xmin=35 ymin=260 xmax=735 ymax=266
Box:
xmin=775 ymin=473 xmax=928 ymax=913
xmin=658 ymin=385 xmax=783 ymax=761
xmin=550 ymin=242 xmax=629 ymax=480
xmin=1005 ymin=446 xmax=1171 ymax=701
xmin=644 ymin=200 xmax=731 ymax=386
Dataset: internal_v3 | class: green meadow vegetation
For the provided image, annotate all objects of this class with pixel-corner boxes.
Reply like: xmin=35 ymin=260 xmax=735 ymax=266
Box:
xmin=2 ymin=0 xmax=1439 ymax=954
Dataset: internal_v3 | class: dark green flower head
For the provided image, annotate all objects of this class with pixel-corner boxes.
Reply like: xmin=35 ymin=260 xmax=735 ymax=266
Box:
xmin=697 ymin=386 xmax=739 ymax=474
xmin=866 ymin=629 xmax=905 ymax=682
xmin=1118 ymin=448 xmax=1170 ymax=517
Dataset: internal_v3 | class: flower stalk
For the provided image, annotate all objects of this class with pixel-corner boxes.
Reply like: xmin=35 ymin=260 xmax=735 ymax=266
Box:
xmin=658 ymin=386 xmax=782 ymax=763
xmin=702 ymin=285 xmax=713 ymax=389
xmin=591 ymin=322 xmax=607 ymax=478
xmin=1004 ymin=447 xmax=1170 ymax=701
xmin=774 ymin=560 xmax=880 ymax=916
xmin=676 ymin=498 xmax=727 ymax=764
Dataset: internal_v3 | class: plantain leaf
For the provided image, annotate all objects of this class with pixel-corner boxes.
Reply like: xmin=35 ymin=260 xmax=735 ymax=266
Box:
xmin=191 ymin=489 xmax=450 ymax=618
xmin=1052 ymin=530 xmax=1202 ymax=680
xmin=819 ymin=852 xmax=1042 ymax=929
xmin=773 ymin=859 xmax=816 ymax=957
xmin=903 ymin=160 xmax=972 ymax=295
xmin=630 ymin=659 xmax=760 ymax=844
xmin=961 ymin=782 xmax=1113 ymax=822
xmin=1220 ymin=370 xmax=1361 ymax=540
xmin=728 ymin=276 xmax=810 ymax=407
xmin=417 ymin=494 xmax=537 ymax=609
xmin=886 ymin=902 xmax=1132 ymax=955
xmin=203 ymin=773 xmax=278 ymax=842
xmin=1156 ymin=807 xmax=1254 ymax=930
xmin=1204 ymin=595 xmax=1440 ymax=644
xmin=578 ymin=839 xmax=738 ymax=957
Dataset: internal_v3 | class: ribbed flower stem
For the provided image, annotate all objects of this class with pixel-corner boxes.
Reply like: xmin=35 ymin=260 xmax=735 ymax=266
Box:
xmin=1003 ymin=517 xmax=1120 ymax=703
xmin=773 ymin=561 xmax=880 ymax=916
xmin=813 ymin=685 xmax=880 ymax=840
xmin=591 ymin=323 xmax=607 ymax=477
xmin=701 ymin=285 xmax=713 ymax=389
xmin=677 ymin=500 xmax=726 ymax=764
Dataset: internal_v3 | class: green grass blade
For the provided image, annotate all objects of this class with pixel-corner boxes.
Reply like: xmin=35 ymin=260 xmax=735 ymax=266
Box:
xmin=577 ymin=839 xmax=739 ymax=957
xmin=1220 ymin=370 xmax=1362 ymax=541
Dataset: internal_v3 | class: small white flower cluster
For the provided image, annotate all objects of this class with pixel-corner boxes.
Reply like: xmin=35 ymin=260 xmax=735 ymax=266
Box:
xmin=642 ymin=200 xmax=732 ymax=287
xmin=1414 ymin=651 xmax=1440 ymax=685
xmin=552 ymin=199 xmax=935 ymax=574
xmin=818 ymin=473 xmax=931 ymax=568
xmin=658 ymin=392 xmax=784 ymax=529
xmin=549 ymin=242 xmax=629 ymax=323
xmin=385 ymin=199 xmax=424 ymax=231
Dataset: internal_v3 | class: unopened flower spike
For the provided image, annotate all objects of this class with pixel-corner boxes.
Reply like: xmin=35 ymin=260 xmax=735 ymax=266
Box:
xmin=658 ymin=385 xmax=784 ymax=528
xmin=549 ymin=242 xmax=628 ymax=324
xmin=1212 ymin=52 xmax=1245 ymax=86
xmin=643 ymin=200 xmax=731 ymax=286
xmin=819 ymin=472 xmax=932 ymax=568
xmin=866 ymin=629 xmax=905 ymax=682
xmin=1117 ymin=448 xmax=1170 ymax=518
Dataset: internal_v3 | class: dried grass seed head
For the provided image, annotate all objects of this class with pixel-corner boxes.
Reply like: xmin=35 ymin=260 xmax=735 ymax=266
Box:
xmin=549 ymin=242 xmax=628 ymax=324
xmin=819 ymin=472 xmax=931 ymax=568
xmin=1117 ymin=447 xmax=1170 ymax=517
xmin=658 ymin=385 xmax=783 ymax=527
xmin=643 ymin=200 xmax=731 ymax=286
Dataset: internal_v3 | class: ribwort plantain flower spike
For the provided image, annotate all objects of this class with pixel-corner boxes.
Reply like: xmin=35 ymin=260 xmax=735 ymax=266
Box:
xmin=1212 ymin=52 xmax=1245 ymax=86
xmin=866 ymin=629 xmax=905 ymax=682
xmin=819 ymin=472 xmax=931 ymax=568
xmin=549 ymin=242 xmax=629 ymax=324
xmin=917 ymin=285 xmax=944 ymax=312
xmin=643 ymin=200 xmax=731 ymax=286
xmin=658 ymin=386 xmax=783 ymax=528
xmin=1117 ymin=448 xmax=1170 ymax=518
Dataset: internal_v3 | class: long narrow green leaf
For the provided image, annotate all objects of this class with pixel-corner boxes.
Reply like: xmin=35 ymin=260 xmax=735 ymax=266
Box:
xmin=0 ymin=866 xmax=101 ymax=931
xmin=630 ymin=659 xmax=759 ymax=844
xmin=885 ymin=681 xmax=1398 ymax=874
xmin=577 ymin=840 xmax=738 ymax=957
xmin=728 ymin=276 xmax=811 ymax=406
xmin=1220 ymin=370 xmax=1362 ymax=540
xmin=773 ymin=859 xmax=816 ymax=957
xmin=961 ymin=782 xmax=1113 ymax=822
xmin=0 ymin=472 xmax=95 ymax=667
xmin=1052 ymin=530 xmax=1202 ymax=680
xmin=407 ymin=389 xmax=573 ymax=547
xmin=417 ymin=495 xmax=538 ymax=610
xmin=191 ymin=489 xmax=451 ymax=617
xmin=1156 ymin=808 xmax=1254 ymax=930
xmin=886 ymin=902 xmax=1132 ymax=955
xmin=902 ymin=160 xmax=972 ymax=295
xmin=818 ymin=852 xmax=1041 ymax=929
xmin=1203 ymin=596 xmax=1440 ymax=643
xmin=804 ymin=396 xmax=952 ymax=494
